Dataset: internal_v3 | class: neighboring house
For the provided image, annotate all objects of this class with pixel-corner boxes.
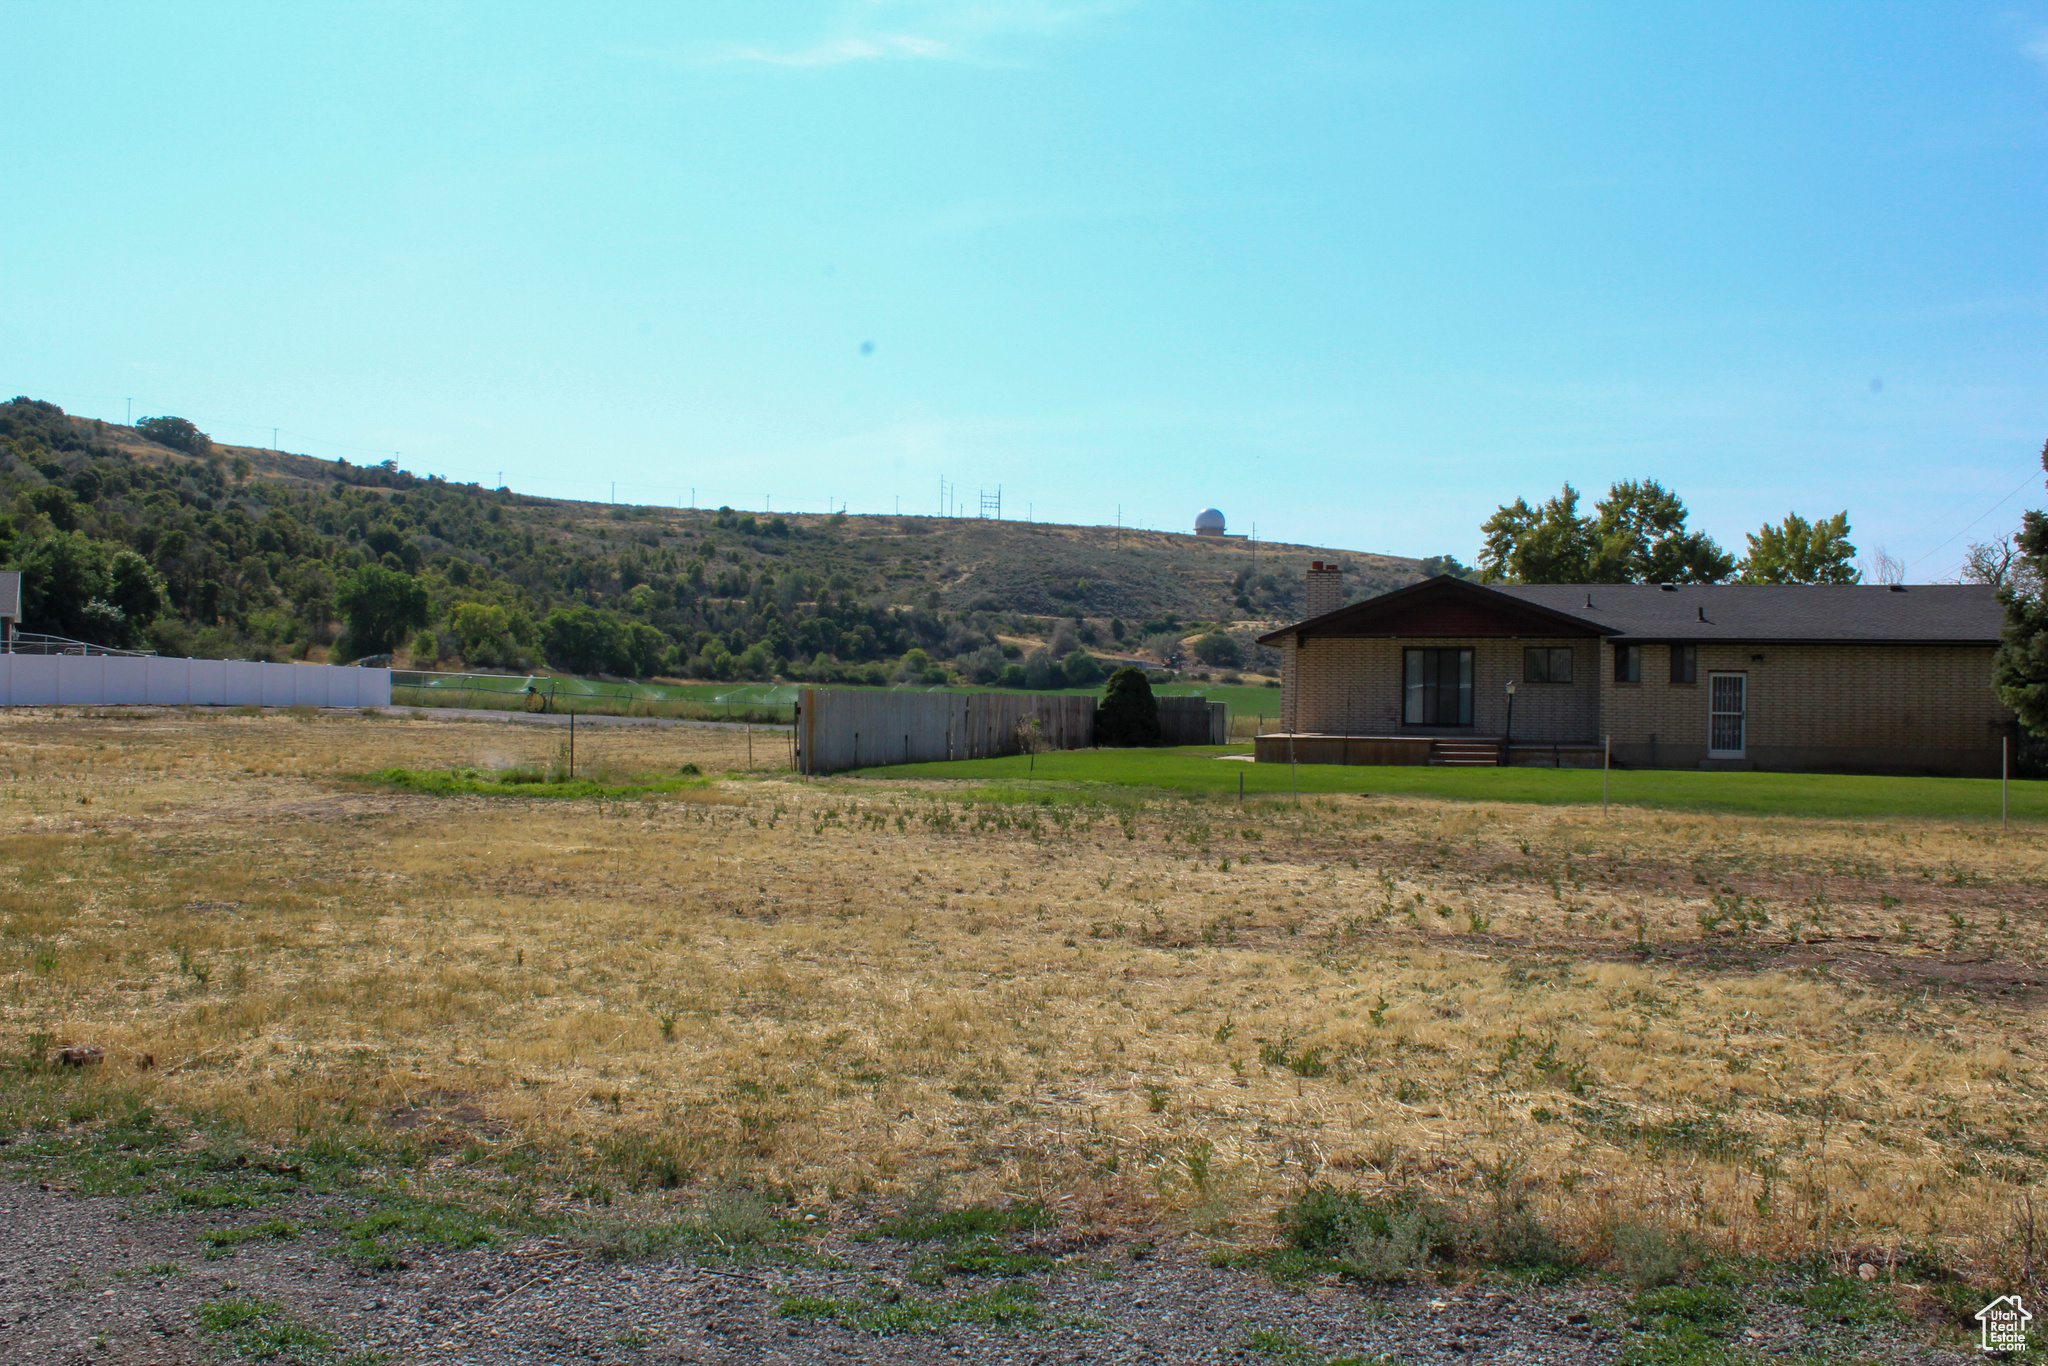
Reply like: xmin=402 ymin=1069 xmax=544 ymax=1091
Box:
xmin=1254 ymin=564 xmax=2013 ymax=776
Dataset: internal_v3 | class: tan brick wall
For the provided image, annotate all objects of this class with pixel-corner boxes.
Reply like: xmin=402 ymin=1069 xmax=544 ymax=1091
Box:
xmin=1600 ymin=640 xmax=2009 ymax=775
xmin=1305 ymin=566 xmax=1344 ymax=618
xmin=1286 ymin=636 xmax=1599 ymax=741
xmin=1279 ymin=635 xmax=2011 ymax=774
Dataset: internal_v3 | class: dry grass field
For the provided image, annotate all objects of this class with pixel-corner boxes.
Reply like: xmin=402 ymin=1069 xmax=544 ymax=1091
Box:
xmin=2 ymin=706 xmax=2044 ymax=1295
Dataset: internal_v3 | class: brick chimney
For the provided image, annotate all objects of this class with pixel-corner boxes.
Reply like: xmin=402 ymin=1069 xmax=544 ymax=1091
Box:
xmin=1304 ymin=560 xmax=1343 ymax=618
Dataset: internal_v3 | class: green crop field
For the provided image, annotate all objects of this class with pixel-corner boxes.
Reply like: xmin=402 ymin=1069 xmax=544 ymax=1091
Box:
xmin=851 ymin=745 xmax=2045 ymax=822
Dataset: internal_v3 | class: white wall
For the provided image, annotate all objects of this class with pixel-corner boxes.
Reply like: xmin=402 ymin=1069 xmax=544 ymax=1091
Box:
xmin=0 ymin=656 xmax=392 ymax=708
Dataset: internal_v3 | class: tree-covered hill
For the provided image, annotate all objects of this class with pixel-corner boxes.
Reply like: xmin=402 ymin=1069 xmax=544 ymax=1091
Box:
xmin=0 ymin=396 xmax=1422 ymax=682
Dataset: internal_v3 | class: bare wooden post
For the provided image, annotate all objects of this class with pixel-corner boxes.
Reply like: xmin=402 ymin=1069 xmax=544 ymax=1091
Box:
xmin=1238 ymin=769 xmax=1244 ymax=804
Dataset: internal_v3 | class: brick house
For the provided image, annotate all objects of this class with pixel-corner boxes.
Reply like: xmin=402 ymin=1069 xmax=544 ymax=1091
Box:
xmin=1253 ymin=565 xmax=2013 ymax=776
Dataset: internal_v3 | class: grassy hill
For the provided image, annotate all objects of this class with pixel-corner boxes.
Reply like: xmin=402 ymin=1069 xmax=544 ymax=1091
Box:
xmin=0 ymin=396 xmax=1425 ymax=683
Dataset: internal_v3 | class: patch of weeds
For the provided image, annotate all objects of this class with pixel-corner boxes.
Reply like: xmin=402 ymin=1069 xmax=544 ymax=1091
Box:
xmin=561 ymin=1190 xmax=787 ymax=1264
xmin=870 ymin=1201 xmax=1052 ymax=1242
xmin=1208 ymin=1246 xmax=1344 ymax=1287
xmin=1783 ymin=1274 xmax=1901 ymax=1329
xmin=358 ymin=766 xmax=714 ymax=801
xmin=202 ymin=1219 xmax=298 ymax=1259
xmin=196 ymin=1296 xmax=376 ymax=1363
xmin=9 ymin=1098 xmax=385 ymax=1226
xmin=1257 ymin=1038 xmax=1329 ymax=1078
xmin=560 ymin=1211 xmax=685 ymax=1263
xmin=1277 ymin=1184 xmax=1454 ymax=1284
xmin=1609 ymin=1221 xmax=1697 ymax=1289
xmin=777 ymin=1283 xmax=1043 ymax=1334
xmin=939 ymin=1237 xmax=1055 ymax=1277
xmin=328 ymin=1194 xmax=501 ymax=1271
xmin=1617 ymin=1285 xmax=1747 ymax=1366
xmin=598 ymin=1129 xmax=693 ymax=1189
xmin=1244 ymin=1326 xmax=1320 ymax=1362
xmin=614 ymin=1327 xmax=656 ymax=1349
xmin=1241 ymin=1325 xmax=1376 ymax=1366
xmin=335 ymin=1238 xmax=408 ymax=1274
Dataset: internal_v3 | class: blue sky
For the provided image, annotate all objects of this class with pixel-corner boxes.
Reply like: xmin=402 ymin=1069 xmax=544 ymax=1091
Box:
xmin=5 ymin=2 xmax=2046 ymax=577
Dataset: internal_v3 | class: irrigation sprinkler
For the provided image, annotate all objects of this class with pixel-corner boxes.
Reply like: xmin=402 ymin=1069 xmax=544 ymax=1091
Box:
xmin=568 ymin=711 xmax=575 ymax=778
xmin=2003 ymin=736 xmax=2010 ymax=831
xmin=1603 ymin=735 xmax=1610 ymax=816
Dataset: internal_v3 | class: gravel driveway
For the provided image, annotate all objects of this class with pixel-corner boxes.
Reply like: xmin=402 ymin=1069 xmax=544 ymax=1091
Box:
xmin=0 ymin=1183 xmax=1980 ymax=1366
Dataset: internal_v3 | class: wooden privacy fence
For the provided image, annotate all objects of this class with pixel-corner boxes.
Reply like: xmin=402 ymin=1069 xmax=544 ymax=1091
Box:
xmin=797 ymin=688 xmax=1097 ymax=775
xmin=1157 ymin=696 xmax=1229 ymax=746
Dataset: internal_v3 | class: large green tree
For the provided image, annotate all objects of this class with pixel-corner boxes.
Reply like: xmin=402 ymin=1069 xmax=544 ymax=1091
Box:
xmin=1993 ymin=443 xmax=2048 ymax=736
xmin=11 ymin=531 xmax=168 ymax=646
xmin=134 ymin=415 xmax=211 ymax=456
xmin=335 ymin=564 xmax=430 ymax=657
xmin=1095 ymin=666 xmax=1161 ymax=747
xmin=1590 ymin=480 xmax=1737 ymax=583
xmin=1479 ymin=480 xmax=1733 ymax=584
xmin=541 ymin=605 xmax=630 ymax=676
xmin=1736 ymin=512 xmax=1859 ymax=584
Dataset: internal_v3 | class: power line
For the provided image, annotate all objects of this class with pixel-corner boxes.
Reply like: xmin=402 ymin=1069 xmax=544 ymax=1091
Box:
xmin=1903 ymin=461 xmax=2044 ymax=577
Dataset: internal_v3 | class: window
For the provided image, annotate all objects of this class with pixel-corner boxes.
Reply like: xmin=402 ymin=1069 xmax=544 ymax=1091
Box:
xmin=1523 ymin=646 xmax=1573 ymax=683
xmin=1403 ymin=648 xmax=1473 ymax=726
xmin=1614 ymin=644 xmax=1641 ymax=683
xmin=1670 ymin=644 xmax=1697 ymax=684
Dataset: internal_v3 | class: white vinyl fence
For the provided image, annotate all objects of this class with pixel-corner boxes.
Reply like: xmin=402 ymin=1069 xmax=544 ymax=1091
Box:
xmin=0 ymin=655 xmax=392 ymax=708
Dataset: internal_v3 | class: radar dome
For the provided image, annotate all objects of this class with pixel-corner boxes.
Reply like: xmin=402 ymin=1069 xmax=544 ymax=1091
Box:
xmin=1194 ymin=508 xmax=1227 ymax=534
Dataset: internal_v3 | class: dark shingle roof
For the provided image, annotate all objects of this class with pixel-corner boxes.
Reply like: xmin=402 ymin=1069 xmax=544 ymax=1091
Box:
xmin=1494 ymin=583 xmax=2003 ymax=644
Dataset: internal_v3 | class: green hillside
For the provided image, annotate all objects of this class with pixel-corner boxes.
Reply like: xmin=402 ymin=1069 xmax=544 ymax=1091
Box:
xmin=0 ymin=396 xmax=1425 ymax=683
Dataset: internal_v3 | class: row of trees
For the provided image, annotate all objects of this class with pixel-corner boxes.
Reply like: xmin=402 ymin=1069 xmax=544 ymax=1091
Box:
xmin=1477 ymin=480 xmax=1861 ymax=585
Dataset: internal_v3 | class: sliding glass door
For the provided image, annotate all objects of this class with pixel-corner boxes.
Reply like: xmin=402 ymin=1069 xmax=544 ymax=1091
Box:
xmin=1403 ymin=648 xmax=1473 ymax=726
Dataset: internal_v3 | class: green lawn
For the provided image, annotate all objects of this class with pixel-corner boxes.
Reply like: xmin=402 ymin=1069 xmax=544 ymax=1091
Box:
xmin=849 ymin=746 xmax=2046 ymax=822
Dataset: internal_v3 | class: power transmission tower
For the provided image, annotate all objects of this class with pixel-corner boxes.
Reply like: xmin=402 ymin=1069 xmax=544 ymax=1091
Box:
xmin=979 ymin=485 xmax=1000 ymax=519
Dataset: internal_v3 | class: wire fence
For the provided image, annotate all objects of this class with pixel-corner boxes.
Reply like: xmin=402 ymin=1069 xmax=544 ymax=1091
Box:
xmin=388 ymin=671 xmax=1276 ymax=740
xmin=389 ymin=671 xmax=796 ymax=724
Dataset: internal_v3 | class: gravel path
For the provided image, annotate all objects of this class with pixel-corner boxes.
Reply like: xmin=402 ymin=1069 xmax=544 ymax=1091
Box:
xmin=0 ymin=1183 xmax=1974 ymax=1365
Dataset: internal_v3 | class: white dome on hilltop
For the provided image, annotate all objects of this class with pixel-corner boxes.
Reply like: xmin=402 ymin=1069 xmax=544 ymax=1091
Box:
xmin=1194 ymin=508 xmax=1226 ymax=532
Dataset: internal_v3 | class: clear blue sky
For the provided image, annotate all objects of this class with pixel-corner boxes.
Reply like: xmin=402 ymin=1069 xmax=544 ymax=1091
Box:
xmin=5 ymin=2 xmax=2046 ymax=577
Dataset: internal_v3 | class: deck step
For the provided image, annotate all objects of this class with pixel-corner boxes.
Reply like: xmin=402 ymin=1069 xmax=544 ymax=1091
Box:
xmin=1428 ymin=739 xmax=1499 ymax=766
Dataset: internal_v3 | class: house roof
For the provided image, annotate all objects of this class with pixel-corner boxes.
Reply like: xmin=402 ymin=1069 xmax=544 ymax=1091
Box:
xmin=1255 ymin=574 xmax=1607 ymax=644
xmin=1258 ymin=576 xmax=2005 ymax=646
xmin=1499 ymin=582 xmax=2005 ymax=643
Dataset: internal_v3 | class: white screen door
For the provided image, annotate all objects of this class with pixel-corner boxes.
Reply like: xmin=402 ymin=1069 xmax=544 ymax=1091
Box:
xmin=1708 ymin=673 xmax=1746 ymax=757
